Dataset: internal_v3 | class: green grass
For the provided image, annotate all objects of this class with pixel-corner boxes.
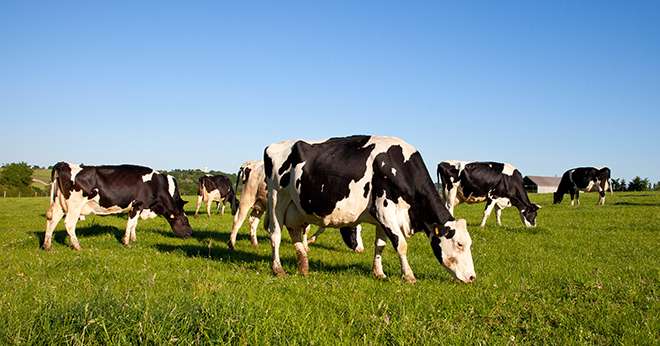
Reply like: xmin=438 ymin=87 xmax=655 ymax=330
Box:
xmin=0 ymin=192 xmax=658 ymax=344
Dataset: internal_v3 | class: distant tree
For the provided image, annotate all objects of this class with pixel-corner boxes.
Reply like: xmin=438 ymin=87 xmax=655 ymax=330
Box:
xmin=0 ymin=162 xmax=33 ymax=189
xmin=627 ymin=176 xmax=650 ymax=191
xmin=654 ymin=181 xmax=660 ymax=191
xmin=611 ymin=178 xmax=627 ymax=192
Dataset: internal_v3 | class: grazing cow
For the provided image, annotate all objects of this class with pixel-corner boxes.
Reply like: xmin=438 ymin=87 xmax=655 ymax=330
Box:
xmin=438 ymin=161 xmax=540 ymax=228
xmin=43 ymin=162 xmax=192 ymax=250
xmin=194 ymin=174 xmax=236 ymax=217
xmin=228 ymin=161 xmax=365 ymax=253
xmin=264 ymin=135 xmax=476 ymax=283
xmin=553 ymin=167 xmax=612 ymax=206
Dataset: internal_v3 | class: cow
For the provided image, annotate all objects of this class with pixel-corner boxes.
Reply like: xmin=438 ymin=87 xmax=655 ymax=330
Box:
xmin=264 ymin=135 xmax=476 ymax=284
xmin=553 ymin=167 xmax=612 ymax=206
xmin=194 ymin=174 xmax=236 ymax=217
xmin=43 ymin=162 xmax=192 ymax=250
xmin=227 ymin=160 xmax=268 ymax=249
xmin=437 ymin=161 xmax=540 ymax=228
xmin=227 ymin=160 xmax=365 ymax=253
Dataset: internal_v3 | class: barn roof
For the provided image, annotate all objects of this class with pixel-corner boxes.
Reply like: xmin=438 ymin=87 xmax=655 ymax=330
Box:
xmin=524 ymin=176 xmax=561 ymax=187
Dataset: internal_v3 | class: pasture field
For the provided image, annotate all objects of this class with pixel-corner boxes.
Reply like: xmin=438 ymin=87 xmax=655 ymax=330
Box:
xmin=0 ymin=192 xmax=658 ymax=344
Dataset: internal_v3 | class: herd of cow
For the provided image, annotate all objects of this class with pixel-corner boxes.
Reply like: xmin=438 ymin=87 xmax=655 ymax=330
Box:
xmin=43 ymin=135 xmax=612 ymax=284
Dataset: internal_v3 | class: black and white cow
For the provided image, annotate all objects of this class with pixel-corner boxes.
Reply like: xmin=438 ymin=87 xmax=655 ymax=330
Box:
xmin=264 ymin=135 xmax=476 ymax=283
xmin=194 ymin=174 xmax=236 ymax=217
xmin=553 ymin=167 xmax=612 ymax=206
xmin=437 ymin=161 xmax=540 ymax=228
xmin=44 ymin=162 xmax=192 ymax=250
xmin=228 ymin=160 xmax=364 ymax=253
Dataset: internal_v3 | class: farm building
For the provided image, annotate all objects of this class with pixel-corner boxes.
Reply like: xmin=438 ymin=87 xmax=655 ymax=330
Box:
xmin=524 ymin=176 xmax=561 ymax=193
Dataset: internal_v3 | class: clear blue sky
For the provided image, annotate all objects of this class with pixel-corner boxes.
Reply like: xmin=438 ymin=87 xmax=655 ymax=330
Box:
xmin=2 ymin=1 xmax=659 ymax=181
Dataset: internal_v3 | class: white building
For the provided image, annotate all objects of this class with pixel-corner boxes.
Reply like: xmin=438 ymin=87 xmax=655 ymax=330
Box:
xmin=523 ymin=176 xmax=561 ymax=194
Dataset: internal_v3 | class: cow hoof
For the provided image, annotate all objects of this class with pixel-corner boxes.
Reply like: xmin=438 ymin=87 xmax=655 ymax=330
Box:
xmin=354 ymin=246 xmax=365 ymax=253
xmin=227 ymin=241 xmax=235 ymax=251
xmin=42 ymin=244 xmax=52 ymax=251
xmin=402 ymin=275 xmax=417 ymax=284
xmin=71 ymin=244 xmax=81 ymax=251
xmin=272 ymin=267 xmax=287 ymax=277
xmin=194 ymin=214 xmax=199 ymax=218
xmin=251 ymin=242 xmax=259 ymax=248
xmin=373 ymin=273 xmax=387 ymax=280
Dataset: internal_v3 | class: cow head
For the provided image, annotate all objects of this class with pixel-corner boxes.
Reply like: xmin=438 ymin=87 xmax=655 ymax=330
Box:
xmin=165 ymin=199 xmax=192 ymax=238
xmin=428 ymin=219 xmax=476 ymax=283
xmin=519 ymin=204 xmax=540 ymax=227
xmin=553 ymin=192 xmax=563 ymax=204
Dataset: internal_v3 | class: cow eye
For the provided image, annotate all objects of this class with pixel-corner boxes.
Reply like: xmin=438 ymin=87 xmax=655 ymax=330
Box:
xmin=457 ymin=242 xmax=464 ymax=248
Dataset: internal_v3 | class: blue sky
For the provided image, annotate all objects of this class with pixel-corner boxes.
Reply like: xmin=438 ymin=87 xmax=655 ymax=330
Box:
xmin=2 ymin=1 xmax=659 ymax=181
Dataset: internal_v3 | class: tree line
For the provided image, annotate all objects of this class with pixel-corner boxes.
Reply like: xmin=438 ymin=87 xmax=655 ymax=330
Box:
xmin=610 ymin=177 xmax=660 ymax=192
xmin=0 ymin=162 xmax=237 ymax=197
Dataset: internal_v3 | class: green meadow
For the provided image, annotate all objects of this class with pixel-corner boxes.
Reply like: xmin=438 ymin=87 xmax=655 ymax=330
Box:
xmin=0 ymin=192 xmax=658 ymax=344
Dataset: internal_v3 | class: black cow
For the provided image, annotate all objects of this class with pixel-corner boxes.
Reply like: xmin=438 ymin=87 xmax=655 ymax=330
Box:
xmin=43 ymin=162 xmax=192 ymax=250
xmin=264 ymin=135 xmax=476 ymax=283
xmin=553 ymin=167 xmax=612 ymax=206
xmin=438 ymin=161 xmax=540 ymax=228
xmin=194 ymin=174 xmax=236 ymax=217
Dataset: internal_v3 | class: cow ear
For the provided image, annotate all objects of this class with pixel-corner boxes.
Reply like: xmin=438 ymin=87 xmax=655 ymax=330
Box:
xmin=434 ymin=225 xmax=455 ymax=239
xmin=182 ymin=200 xmax=189 ymax=205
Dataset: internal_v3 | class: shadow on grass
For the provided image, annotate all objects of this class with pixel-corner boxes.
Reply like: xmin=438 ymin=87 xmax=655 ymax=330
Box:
xmin=32 ymin=224 xmax=125 ymax=247
xmin=473 ymin=223 xmax=547 ymax=235
xmin=153 ymin=228 xmax=349 ymax=253
xmin=614 ymin=201 xmax=660 ymax=207
xmin=153 ymin=243 xmax=372 ymax=276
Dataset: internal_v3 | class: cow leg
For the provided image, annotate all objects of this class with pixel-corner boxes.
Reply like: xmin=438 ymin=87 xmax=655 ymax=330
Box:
xmin=480 ymin=199 xmax=497 ymax=227
xmin=248 ymin=212 xmax=261 ymax=247
xmin=123 ymin=210 xmax=139 ymax=246
xmin=228 ymin=200 xmax=254 ymax=250
xmin=206 ymin=199 xmax=213 ymax=218
xmin=62 ymin=192 xmax=85 ymax=250
xmin=372 ymin=225 xmax=388 ymax=279
xmin=302 ymin=225 xmax=311 ymax=252
xmin=496 ymin=206 xmax=503 ymax=226
xmin=267 ymin=190 xmax=287 ymax=277
xmin=446 ymin=186 xmax=459 ymax=216
xmin=374 ymin=221 xmax=416 ymax=283
xmin=220 ymin=202 xmax=226 ymax=215
xmin=44 ymin=199 xmax=64 ymax=250
xmin=354 ymin=225 xmax=364 ymax=253
xmin=597 ymin=184 xmax=605 ymax=205
xmin=287 ymin=226 xmax=308 ymax=276
xmin=575 ymin=190 xmax=580 ymax=206
xmin=306 ymin=226 xmax=326 ymax=245
xmin=569 ymin=190 xmax=575 ymax=206
xmin=385 ymin=228 xmax=416 ymax=283
xmin=194 ymin=195 xmax=203 ymax=217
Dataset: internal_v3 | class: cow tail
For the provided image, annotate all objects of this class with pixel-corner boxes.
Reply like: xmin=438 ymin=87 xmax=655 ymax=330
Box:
xmin=47 ymin=163 xmax=66 ymax=219
xmin=609 ymin=179 xmax=614 ymax=194
xmin=197 ymin=177 xmax=204 ymax=196
xmin=232 ymin=169 xmax=241 ymax=211
xmin=436 ymin=166 xmax=446 ymax=203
